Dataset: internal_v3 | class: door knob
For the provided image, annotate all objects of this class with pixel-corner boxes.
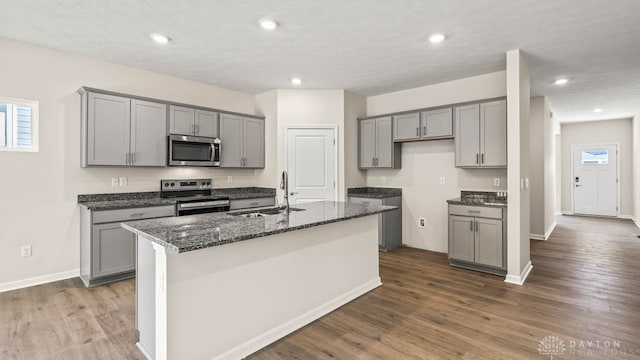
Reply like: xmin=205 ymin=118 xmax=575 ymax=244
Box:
xmin=575 ymin=184 xmax=582 ymax=187
xmin=289 ymin=192 xmax=298 ymax=195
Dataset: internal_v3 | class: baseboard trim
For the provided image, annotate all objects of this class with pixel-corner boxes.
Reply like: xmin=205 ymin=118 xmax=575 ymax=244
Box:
xmin=530 ymin=221 xmax=556 ymax=241
xmin=136 ymin=342 xmax=153 ymax=360
xmin=561 ymin=211 xmax=573 ymax=215
xmin=504 ymin=261 xmax=533 ymax=286
xmin=212 ymin=277 xmax=382 ymax=360
xmin=0 ymin=269 xmax=79 ymax=293
xmin=618 ymin=215 xmax=640 ymax=228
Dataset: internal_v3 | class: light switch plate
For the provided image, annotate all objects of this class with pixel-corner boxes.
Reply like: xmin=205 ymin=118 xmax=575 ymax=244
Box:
xmin=119 ymin=177 xmax=127 ymax=186
xmin=227 ymin=176 xmax=232 ymax=183
xmin=440 ymin=177 xmax=446 ymax=185
xmin=493 ymin=178 xmax=500 ymax=187
xmin=111 ymin=177 xmax=119 ymax=186
xmin=525 ymin=178 xmax=529 ymax=190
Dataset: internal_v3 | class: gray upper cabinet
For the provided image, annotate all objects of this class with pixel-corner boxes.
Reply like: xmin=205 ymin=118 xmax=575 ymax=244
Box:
xmin=480 ymin=100 xmax=507 ymax=167
xmin=359 ymin=116 xmax=400 ymax=169
xmin=219 ymin=113 xmax=264 ymax=168
xmin=169 ymin=105 xmax=219 ymax=138
xmin=85 ymin=93 xmax=131 ymax=166
xmin=131 ymin=100 xmax=167 ymax=166
xmin=455 ymin=100 xmax=506 ymax=168
xmin=422 ymin=107 xmax=453 ymax=138
xmin=393 ymin=113 xmax=421 ymax=141
xmin=393 ymin=109 xmax=453 ymax=142
xmin=82 ymin=91 xmax=166 ymax=167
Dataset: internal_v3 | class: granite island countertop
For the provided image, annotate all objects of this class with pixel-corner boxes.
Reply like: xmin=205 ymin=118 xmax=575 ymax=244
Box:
xmin=77 ymin=187 xmax=277 ymax=211
xmin=347 ymin=187 xmax=402 ymax=199
xmin=121 ymin=201 xmax=396 ymax=253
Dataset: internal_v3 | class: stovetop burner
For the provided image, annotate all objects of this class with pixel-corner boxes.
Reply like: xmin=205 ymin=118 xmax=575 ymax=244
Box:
xmin=161 ymin=178 xmax=231 ymax=215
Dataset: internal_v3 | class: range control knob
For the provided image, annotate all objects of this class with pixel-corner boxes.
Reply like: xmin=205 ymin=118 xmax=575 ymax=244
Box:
xmin=164 ymin=182 xmax=169 ymax=187
xmin=170 ymin=182 xmax=175 ymax=187
xmin=206 ymin=181 xmax=211 ymax=185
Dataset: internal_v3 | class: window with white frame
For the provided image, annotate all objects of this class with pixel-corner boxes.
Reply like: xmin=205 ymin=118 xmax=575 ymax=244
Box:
xmin=0 ymin=96 xmax=39 ymax=152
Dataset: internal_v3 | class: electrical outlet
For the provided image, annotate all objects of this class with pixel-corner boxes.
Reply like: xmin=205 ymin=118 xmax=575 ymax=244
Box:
xmin=493 ymin=178 xmax=501 ymax=187
xmin=381 ymin=176 xmax=386 ymax=184
xmin=227 ymin=176 xmax=232 ymax=183
xmin=440 ymin=177 xmax=446 ymax=185
xmin=111 ymin=177 xmax=119 ymax=186
xmin=418 ymin=217 xmax=426 ymax=229
xmin=119 ymin=177 xmax=127 ymax=186
xmin=21 ymin=245 xmax=32 ymax=257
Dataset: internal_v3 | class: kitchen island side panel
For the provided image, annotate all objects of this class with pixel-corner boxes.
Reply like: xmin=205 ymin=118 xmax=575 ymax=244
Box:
xmin=149 ymin=215 xmax=380 ymax=360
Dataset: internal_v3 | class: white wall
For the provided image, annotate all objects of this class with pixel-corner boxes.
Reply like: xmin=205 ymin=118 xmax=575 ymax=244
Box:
xmin=560 ymin=118 xmax=634 ymax=215
xmin=529 ymin=96 xmax=557 ymax=239
xmin=505 ymin=49 xmax=531 ymax=284
xmin=344 ymin=91 xmax=367 ymax=190
xmin=0 ymin=38 xmax=257 ymax=287
xmin=634 ymin=114 xmax=640 ymax=224
xmin=365 ymin=71 xmax=507 ymax=253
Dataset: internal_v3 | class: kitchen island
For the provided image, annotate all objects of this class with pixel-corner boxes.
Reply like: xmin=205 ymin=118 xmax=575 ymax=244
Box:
xmin=122 ymin=200 xmax=396 ymax=360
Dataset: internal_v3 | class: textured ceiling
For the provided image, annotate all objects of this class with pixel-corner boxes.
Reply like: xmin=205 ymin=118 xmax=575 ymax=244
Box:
xmin=1 ymin=0 xmax=639 ymax=122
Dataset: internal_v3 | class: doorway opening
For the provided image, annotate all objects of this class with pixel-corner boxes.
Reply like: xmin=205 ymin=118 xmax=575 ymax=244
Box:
xmin=284 ymin=126 xmax=338 ymax=204
xmin=571 ymin=143 xmax=619 ymax=217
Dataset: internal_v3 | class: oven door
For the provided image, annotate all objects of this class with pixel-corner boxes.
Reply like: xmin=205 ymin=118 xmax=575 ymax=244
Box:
xmin=169 ymin=135 xmax=219 ymax=167
xmin=177 ymin=199 xmax=230 ymax=216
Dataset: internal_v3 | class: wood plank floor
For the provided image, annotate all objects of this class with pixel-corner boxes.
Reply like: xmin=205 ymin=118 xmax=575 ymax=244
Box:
xmin=1 ymin=215 xmax=639 ymax=359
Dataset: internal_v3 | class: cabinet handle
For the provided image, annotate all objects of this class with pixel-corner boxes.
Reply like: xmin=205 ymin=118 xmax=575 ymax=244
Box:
xmin=481 ymin=153 xmax=485 ymax=164
xmin=467 ymin=210 xmax=481 ymax=214
xmin=250 ymin=202 xmax=259 ymax=206
xmin=475 ymin=220 xmax=479 ymax=232
xmin=130 ymin=213 xmax=145 ymax=218
xmin=470 ymin=220 xmax=474 ymax=231
xmin=416 ymin=127 xmax=419 ymax=136
xmin=476 ymin=153 xmax=479 ymax=164
xmin=196 ymin=124 xmax=199 ymax=134
xmin=423 ymin=126 xmax=426 ymax=136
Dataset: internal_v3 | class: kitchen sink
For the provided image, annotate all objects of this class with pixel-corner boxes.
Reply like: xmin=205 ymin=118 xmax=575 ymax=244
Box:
xmin=230 ymin=207 xmax=305 ymax=218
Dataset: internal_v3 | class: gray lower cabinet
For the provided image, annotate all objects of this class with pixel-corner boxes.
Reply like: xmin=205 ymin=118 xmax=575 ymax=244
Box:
xmin=80 ymin=205 xmax=175 ymax=287
xmin=393 ymin=108 xmax=453 ymax=142
xmin=348 ymin=196 xmax=402 ymax=251
xmin=219 ymin=114 xmax=265 ymax=168
xmin=448 ymin=204 xmax=506 ymax=275
xmin=169 ymin=105 xmax=219 ymax=138
xmin=454 ymin=100 xmax=506 ymax=168
xmin=359 ymin=117 xmax=401 ymax=169
xmin=81 ymin=90 xmax=167 ymax=167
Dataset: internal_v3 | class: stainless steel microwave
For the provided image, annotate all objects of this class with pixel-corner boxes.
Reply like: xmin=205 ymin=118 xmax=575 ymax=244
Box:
xmin=168 ymin=135 xmax=220 ymax=167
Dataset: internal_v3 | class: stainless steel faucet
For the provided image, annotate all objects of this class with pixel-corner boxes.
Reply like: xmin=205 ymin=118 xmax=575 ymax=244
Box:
xmin=280 ymin=171 xmax=289 ymax=212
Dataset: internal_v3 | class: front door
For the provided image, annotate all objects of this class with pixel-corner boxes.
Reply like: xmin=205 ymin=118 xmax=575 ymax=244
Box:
xmin=285 ymin=127 xmax=337 ymax=204
xmin=573 ymin=144 xmax=618 ymax=216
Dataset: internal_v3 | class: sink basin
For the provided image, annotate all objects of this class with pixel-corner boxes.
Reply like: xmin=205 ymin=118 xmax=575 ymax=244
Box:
xmin=230 ymin=207 xmax=305 ymax=217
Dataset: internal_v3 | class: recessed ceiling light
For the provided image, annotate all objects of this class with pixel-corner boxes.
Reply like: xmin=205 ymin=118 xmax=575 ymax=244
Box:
xmin=429 ymin=33 xmax=446 ymax=43
xmin=291 ymin=77 xmax=302 ymax=85
xmin=593 ymin=108 xmax=603 ymax=113
xmin=150 ymin=33 xmax=171 ymax=44
xmin=554 ymin=78 xmax=569 ymax=85
xmin=259 ymin=19 xmax=278 ymax=30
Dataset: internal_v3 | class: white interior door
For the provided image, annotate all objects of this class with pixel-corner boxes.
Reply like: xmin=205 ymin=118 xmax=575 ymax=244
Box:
xmin=286 ymin=127 xmax=337 ymax=204
xmin=573 ymin=144 xmax=618 ymax=216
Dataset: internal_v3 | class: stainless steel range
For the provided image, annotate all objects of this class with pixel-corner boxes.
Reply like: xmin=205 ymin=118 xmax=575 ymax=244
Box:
xmin=161 ymin=178 xmax=230 ymax=216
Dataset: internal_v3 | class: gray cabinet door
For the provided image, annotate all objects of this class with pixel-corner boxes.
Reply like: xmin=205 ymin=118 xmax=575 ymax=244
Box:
xmin=131 ymin=100 xmax=167 ymax=166
xmin=448 ymin=215 xmax=475 ymax=262
xmin=375 ymin=116 xmax=393 ymax=167
xmin=243 ymin=117 xmax=265 ymax=168
xmin=474 ymin=218 xmax=503 ymax=267
xmin=422 ymin=107 xmax=453 ymax=138
xmin=169 ymin=105 xmax=195 ymax=135
xmin=91 ymin=223 xmax=136 ymax=278
xmin=359 ymin=119 xmax=376 ymax=168
xmin=480 ymin=100 xmax=507 ymax=167
xmin=393 ymin=112 xmax=420 ymax=141
xmin=87 ymin=93 xmax=130 ymax=166
xmin=454 ymin=104 xmax=480 ymax=167
xmin=195 ymin=110 xmax=218 ymax=138
xmin=219 ymin=113 xmax=243 ymax=167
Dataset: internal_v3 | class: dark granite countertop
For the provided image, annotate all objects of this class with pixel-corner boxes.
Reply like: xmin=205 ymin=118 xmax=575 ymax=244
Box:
xmin=446 ymin=191 xmax=507 ymax=208
xmin=77 ymin=192 xmax=177 ymax=211
xmin=77 ymin=187 xmax=277 ymax=211
xmin=211 ymin=187 xmax=276 ymax=200
xmin=121 ymin=201 xmax=396 ymax=253
xmin=347 ymin=187 xmax=402 ymax=199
